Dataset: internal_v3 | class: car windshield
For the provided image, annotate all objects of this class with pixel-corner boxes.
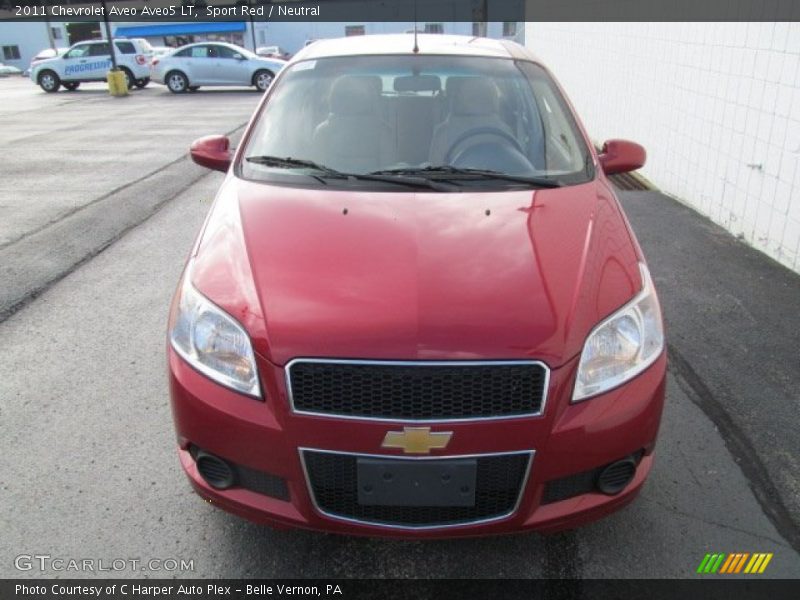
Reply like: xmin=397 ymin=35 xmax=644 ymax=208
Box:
xmin=64 ymin=45 xmax=90 ymax=59
xmin=240 ymin=54 xmax=593 ymax=190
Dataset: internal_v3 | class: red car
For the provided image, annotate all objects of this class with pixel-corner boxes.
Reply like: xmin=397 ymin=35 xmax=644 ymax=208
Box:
xmin=168 ymin=34 xmax=666 ymax=537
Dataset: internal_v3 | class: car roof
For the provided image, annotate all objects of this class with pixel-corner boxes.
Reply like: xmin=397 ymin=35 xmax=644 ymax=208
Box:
xmin=73 ymin=39 xmax=139 ymax=45
xmin=290 ymin=34 xmax=538 ymax=63
xmin=179 ymin=41 xmax=244 ymax=50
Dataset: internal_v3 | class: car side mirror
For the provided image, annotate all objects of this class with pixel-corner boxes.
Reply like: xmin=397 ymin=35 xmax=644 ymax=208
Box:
xmin=233 ymin=53 xmax=245 ymax=60
xmin=190 ymin=135 xmax=232 ymax=172
xmin=599 ymin=139 xmax=646 ymax=175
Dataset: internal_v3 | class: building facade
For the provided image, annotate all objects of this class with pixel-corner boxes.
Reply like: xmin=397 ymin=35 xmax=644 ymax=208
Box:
xmin=526 ymin=22 xmax=800 ymax=274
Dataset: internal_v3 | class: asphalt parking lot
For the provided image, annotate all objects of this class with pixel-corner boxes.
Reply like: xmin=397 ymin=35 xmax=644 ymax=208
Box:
xmin=0 ymin=79 xmax=256 ymax=321
xmin=0 ymin=76 xmax=799 ymax=579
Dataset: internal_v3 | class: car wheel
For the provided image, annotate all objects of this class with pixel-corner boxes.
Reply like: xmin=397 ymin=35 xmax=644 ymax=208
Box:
xmin=134 ymin=77 xmax=149 ymax=89
xmin=253 ymin=69 xmax=274 ymax=92
xmin=63 ymin=82 xmax=80 ymax=91
xmin=119 ymin=68 xmax=135 ymax=90
xmin=166 ymin=71 xmax=189 ymax=94
xmin=188 ymin=86 xmax=200 ymax=92
xmin=38 ymin=70 xmax=60 ymax=93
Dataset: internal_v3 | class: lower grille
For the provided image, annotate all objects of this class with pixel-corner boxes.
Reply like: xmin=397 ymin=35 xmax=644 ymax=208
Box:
xmin=189 ymin=445 xmax=289 ymax=500
xmin=302 ymin=450 xmax=531 ymax=528
xmin=541 ymin=470 xmax=597 ymax=504
xmin=541 ymin=450 xmax=644 ymax=504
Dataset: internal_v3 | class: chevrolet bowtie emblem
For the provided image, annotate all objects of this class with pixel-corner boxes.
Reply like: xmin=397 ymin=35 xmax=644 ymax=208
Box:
xmin=381 ymin=427 xmax=453 ymax=454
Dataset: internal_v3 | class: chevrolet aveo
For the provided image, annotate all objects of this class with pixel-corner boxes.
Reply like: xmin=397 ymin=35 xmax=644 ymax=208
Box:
xmin=168 ymin=34 xmax=666 ymax=537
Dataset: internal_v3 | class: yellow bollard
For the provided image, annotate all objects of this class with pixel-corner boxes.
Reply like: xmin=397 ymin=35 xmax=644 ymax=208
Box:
xmin=106 ymin=70 xmax=129 ymax=97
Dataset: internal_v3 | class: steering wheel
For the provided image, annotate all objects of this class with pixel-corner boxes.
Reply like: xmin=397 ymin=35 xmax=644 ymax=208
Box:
xmin=443 ymin=127 xmax=525 ymax=165
xmin=451 ymin=142 xmax=536 ymax=174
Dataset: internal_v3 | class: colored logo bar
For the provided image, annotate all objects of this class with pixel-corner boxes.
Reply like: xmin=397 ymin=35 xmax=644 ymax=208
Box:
xmin=697 ymin=553 xmax=773 ymax=574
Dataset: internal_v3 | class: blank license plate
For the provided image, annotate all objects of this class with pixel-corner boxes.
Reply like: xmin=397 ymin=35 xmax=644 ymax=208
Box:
xmin=357 ymin=458 xmax=477 ymax=507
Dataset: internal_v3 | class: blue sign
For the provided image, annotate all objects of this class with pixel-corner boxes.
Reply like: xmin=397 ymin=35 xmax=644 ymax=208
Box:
xmin=65 ymin=60 xmax=111 ymax=76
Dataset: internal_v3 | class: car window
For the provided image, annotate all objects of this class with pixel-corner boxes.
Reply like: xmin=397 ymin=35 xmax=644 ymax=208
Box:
xmin=64 ymin=45 xmax=90 ymax=59
xmin=88 ymin=43 xmax=110 ymax=57
xmin=216 ymin=46 xmax=238 ymax=59
xmin=173 ymin=47 xmax=191 ymax=58
xmin=189 ymin=46 xmax=209 ymax=59
xmin=115 ymin=41 xmax=136 ymax=54
xmin=241 ymin=55 xmax=593 ymax=188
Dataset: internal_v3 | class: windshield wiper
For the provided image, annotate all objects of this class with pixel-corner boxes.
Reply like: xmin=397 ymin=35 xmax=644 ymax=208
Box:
xmin=245 ymin=155 xmax=455 ymax=191
xmin=371 ymin=165 xmax=565 ymax=188
xmin=246 ymin=155 xmax=343 ymax=176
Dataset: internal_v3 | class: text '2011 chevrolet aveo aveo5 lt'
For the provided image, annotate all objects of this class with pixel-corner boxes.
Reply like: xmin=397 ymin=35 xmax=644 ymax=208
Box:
xmin=167 ymin=34 xmax=666 ymax=538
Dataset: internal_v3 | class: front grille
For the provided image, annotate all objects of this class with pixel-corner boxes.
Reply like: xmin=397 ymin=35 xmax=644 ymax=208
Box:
xmin=302 ymin=450 xmax=531 ymax=528
xmin=287 ymin=360 xmax=548 ymax=420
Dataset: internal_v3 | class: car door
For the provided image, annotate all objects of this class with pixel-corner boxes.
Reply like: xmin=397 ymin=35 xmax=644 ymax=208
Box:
xmin=60 ymin=43 xmax=92 ymax=81
xmin=185 ymin=45 xmax=218 ymax=84
xmin=214 ymin=45 xmax=251 ymax=85
xmin=85 ymin=42 xmax=113 ymax=80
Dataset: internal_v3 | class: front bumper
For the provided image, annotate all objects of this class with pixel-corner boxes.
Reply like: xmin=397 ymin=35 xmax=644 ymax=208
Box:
xmin=168 ymin=349 xmax=666 ymax=538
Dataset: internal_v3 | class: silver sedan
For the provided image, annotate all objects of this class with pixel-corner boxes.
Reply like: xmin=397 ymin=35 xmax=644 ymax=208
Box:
xmin=151 ymin=42 xmax=286 ymax=93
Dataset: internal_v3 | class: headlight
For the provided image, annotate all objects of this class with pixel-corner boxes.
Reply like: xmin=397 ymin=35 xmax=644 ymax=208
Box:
xmin=170 ymin=268 xmax=261 ymax=398
xmin=572 ymin=262 xmax=664 ymax=401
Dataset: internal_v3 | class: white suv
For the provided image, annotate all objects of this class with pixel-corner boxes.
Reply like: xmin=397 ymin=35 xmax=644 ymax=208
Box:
xmin=31 ymin=38 xmax=154 ymax=93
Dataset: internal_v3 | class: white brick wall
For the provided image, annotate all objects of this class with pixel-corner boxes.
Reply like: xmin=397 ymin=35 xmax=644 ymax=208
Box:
xmin=525 ymin=23 xmax=800 ymax=273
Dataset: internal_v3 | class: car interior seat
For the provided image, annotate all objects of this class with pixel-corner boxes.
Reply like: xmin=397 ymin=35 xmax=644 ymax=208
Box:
xmin=312 ymin=75 xmax=391 ymax=173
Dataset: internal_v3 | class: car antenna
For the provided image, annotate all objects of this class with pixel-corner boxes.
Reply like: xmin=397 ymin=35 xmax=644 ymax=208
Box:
xmin=412 ymin=0 xmax=419 ymax=54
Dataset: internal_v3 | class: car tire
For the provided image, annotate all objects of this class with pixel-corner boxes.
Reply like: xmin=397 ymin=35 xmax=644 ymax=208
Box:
xmin=134 ymin=77 xmax=149 ymax=89
xmin=63 ymin=82 xmax=80 ymax=91
xmin=166 ymin=71 xmax=189 ymax=94
xmin=119 ymin=67 xmax=135 ymax=90
xmin=253 ymin=69 xmax=274 ymax=92
xmin=38 ymin=70 xmax=60 ymax=93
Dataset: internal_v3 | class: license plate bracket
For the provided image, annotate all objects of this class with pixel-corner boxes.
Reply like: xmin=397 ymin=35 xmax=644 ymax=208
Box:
xmin=357 ymin=457 xmax=477 ymax=507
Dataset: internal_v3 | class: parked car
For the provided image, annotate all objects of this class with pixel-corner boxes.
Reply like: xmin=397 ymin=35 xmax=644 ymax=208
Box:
xmin=150 ymin=42 xmax=286 ymax=93
xmin=256 ymin=45 xmax=290 ymax=60
xmin=23 ymin=47 xmax=68 ymax=77
xmin=168 ymin=34 xmax=666 ymax=537
xmin=30 ymin=38 xmax=154 ymax=92
xmin=0 ymin=62 xmax=23 ymax=77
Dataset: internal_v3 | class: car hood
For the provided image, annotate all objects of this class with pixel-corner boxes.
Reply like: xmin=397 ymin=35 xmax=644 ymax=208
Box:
xmin=191 ymin=178 xmax=642 ymax=367
xmin=30 ymin=56 xmax=63 ymax=72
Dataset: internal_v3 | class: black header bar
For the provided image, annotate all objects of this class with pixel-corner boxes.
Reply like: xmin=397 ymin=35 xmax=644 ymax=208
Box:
xmin=3 ymin=0 xmax=800 ymax=23
xmin=3 ymin=578 xmax=800 ymax=600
